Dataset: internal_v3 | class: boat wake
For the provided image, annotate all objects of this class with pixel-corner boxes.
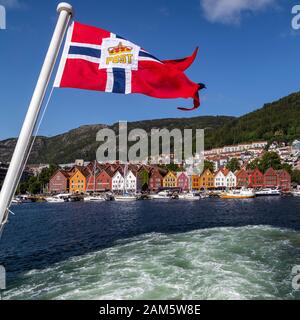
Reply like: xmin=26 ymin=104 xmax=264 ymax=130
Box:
xmin=3 ymin=225 xmax=300 ymax=300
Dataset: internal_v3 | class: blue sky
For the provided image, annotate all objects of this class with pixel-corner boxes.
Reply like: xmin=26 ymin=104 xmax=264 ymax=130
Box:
xmin=0 ymin=0 xmax=299 ymax=140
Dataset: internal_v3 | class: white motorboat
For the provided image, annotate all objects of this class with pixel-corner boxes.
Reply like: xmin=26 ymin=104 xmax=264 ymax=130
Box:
xmin=45 ymin=194 xmax=69 ymax=203
xmin=150 ymin=190 xmax=171 ymax=200
xmin=15 ymin=195 xmax=32 ymax=203
xmin=11 ymin=198 xmax=22 ymax=204
xmin=114 ymin=194 xmax=137 ymax=202
xmin=255 ymin=187 xmax=281 ymax=196
xmin=178 ymin=192 xmax=200 ymax=200
xmin=292 ymin=191 xmax=300 ymax=197
xmin=84 ymin=195 xmax=105 ymax=202
xmin=221 ymin=187 xmax=255 ymax=199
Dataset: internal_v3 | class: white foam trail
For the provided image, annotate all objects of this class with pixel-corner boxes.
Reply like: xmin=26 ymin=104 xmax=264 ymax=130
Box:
xmin=3 ymin=225 xmax=300 ymax=300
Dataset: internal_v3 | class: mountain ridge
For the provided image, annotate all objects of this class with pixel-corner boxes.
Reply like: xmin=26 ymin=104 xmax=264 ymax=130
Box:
xmin=0 ymin=91 xmax=299 ymax=164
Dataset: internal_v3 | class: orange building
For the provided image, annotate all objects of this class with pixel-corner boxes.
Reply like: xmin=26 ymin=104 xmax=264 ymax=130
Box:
xmin=199 ymin=169 xmax=214 ymax=189
xmin=69 ymin=168 xmax=88 ymax=193
xmin=191 ymin=175 xmax=200 ymax=190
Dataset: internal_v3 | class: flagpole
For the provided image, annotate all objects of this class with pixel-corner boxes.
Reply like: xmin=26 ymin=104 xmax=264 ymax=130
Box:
xmin=0 ymin=3 xmax=73 ymax=229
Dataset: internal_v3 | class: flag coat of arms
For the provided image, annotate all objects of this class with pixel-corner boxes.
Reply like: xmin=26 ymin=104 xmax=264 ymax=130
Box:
xmin=54 ymin=21 xmax=205 ymax=110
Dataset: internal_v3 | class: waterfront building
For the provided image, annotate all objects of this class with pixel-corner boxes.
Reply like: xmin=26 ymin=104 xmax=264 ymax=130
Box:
xmin=276 ymin=169 xmax=291 ymax=191
xmin=191 ymin=175 xmax=200 ymax=190
xmin=235 ymin=169 xmax=249 ymax=188
xmin=96 ymin=169 xmax=113 ymax=191
xmin=225 ymin=170 xmax=237 ymax=188
xmin=248 ymin=168 xmax=264 ymax=188
xmin=177 ymin=172 xmax=189 ymax=191
xmin=199 ymin=169 xmax=214 ymax=189
xmin=263 ymin=168 xmax=278 ymax=188
xmin=125 ymin=170 xmax=137 ymax=193
xmin=111 ymin=169 xmax=125 ymax=192
xmin=163 ymin=171 xmax=177 ymax=188
xmin=48 ymin=170 xmax=70 ymax=193
xmin=149 ymin=168 xmax=165 ymax=191
xmin=214 ymin=169 xmax=227 ymax=188
xmin=69 ymin=167 xmax=88 ymax=193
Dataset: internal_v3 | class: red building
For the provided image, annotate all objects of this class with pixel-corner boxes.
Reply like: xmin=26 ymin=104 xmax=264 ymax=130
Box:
xmin=49 ymin=170 xmax=70 ymax=193
xmin=264 ymin=168 xmax=278 ymax=188
xmin=177 ymin=172 xmax=189 ymax=191
xmin=248 ymin=168 xmax=264 ymax=188
xmin=235 ymin=169 xmax=249 ymax=187
xmin=276 ymin=169 xmax=291 ymax=191
xmin=96 ymin=169 xmax=113 ymax=191
xmin=149 ymin=168 xmax=165 ymax=191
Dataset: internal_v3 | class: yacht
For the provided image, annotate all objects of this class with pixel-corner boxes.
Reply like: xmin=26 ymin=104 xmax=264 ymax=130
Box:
xmin=114 ymin=193 xmax=137 ymax=202
xmin=220 ymin=188 xmax=255 ymax=199
xmin=292 ymin=186 xmax=300 ymax=197
xmin=84 ymin=195 xmax=105 ymax=202
xmin=45 ymin=194 xmax=69 ymax=203
xmin=178 ymin=192 xmax=200 ymax=200
xmin=150 ymin=190 xmax=171 ymax=200
xmin=255 ymin=187 xmax=281 ymax=196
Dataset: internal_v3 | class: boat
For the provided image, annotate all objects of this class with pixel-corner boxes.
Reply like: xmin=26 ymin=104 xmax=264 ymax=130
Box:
xmin=15 ymin=195 xmax=32 ymax=203
xmin=150 ymin=190 xmax=171 ymax=200
xmin=292 ymin=186 xmax=300 ymax=197
xmin=11 ymin=198 xmax=22 ymax=204
xmin=255 ymin=187 xmax=281 ymax=196
xmin=45 ymin=194 xmax=69 ymax=203
xmin=178 ymin=192 xmax=200 ymax=200
xmin=114 ymin=194 xmax=137 ymax=202
xmin=84 ymin=195 xmax=105 ymax=202
xmin=220 ymin=187 xmax=255 ymax=199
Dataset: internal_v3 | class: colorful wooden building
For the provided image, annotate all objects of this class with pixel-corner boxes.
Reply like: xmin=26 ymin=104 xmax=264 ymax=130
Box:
xmin=264 ymin=167 xmax=278 ymax=188
xmin=235 ymin=169 xmax=249 ymax=187
xmin=49 ymin=170 xmax=70 ymax=193
xmin=276 ymin=169 xmax=291 ymax=191
xmin=177 ymin=172 xmax=189 ymax=191
xmin=69 ymin=167 xmax=88 ymax=193
xmin=191 ymin=175 xmax=200 ymax=190
xmin=248 ymin=168 xmax=264 ymax=188
xmin=163 ymin=171 xmax=177 ymax=188
xmin=149 ymin=168 xmax=164 ymax=191
xmin=199 ymin=169 xmax=214 ymax=189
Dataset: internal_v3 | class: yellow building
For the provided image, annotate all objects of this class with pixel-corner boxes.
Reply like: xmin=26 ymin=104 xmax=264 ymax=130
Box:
xmin=199 ymin=169 xmax=215 ymax=189
xmin=162 ymin=171 xmax=177 ymax=188
xmin=191 ymin=175 xmax=200 ymax=190
xmin=69 ymin=168 xmax=88 ymax=193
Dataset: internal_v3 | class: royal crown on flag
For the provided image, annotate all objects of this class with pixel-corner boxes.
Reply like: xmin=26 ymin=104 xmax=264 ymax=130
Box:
xmin=108 ymin=42 xmax=133 ymax=56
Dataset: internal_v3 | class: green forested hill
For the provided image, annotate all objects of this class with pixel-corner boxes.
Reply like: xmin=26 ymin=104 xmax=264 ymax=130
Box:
xmin=204 ymin=92 xmax=300 ymax=149
xmin=0 ymin=91 xmax=299 ymax=164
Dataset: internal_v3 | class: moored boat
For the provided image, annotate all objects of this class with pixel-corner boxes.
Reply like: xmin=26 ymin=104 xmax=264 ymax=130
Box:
xmin=220 ymin=188 xmax=255 ymax=199
xmin=255 ymin=187 xmax=281 ymax=197
xmin=150 ymin=190 xmax=171 ymax=200
xmin=84 ymin=195 xmax=105 ymax=202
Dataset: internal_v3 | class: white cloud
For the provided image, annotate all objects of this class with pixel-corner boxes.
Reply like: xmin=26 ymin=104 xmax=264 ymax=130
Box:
xmin=200 ymin=0 xmax=276 ymax=24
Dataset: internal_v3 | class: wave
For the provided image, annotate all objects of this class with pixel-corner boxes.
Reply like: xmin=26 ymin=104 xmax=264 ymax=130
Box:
xmin=3 ymin=225 xmax=300 ymax=300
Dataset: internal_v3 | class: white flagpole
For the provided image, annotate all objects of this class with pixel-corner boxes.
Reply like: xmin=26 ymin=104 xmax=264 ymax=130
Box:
xmin=0 ymin=3 xmax=73 ymax=229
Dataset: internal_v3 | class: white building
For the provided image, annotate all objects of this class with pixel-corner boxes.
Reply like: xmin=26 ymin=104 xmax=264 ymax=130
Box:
xmin=214 ymin=170 xmax=226 ymax=188
xmin=125 ymin=170 xmax=137 ymax=192
xmin=112 ymin=170 xmax=124 ymax=192
xmin=225 ymin=171 xmax=237 ymax=188
xmin=214 ymin=169 xmax=236 ymax=188
xmin=112 ymin=170 xmax=137 ymax=192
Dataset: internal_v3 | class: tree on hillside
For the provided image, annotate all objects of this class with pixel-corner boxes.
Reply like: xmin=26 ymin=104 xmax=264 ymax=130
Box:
xmin=226 ymin=158 xmax=240 ymax=172
xmin=259 ymin=152 xmax=282 ymax=173
xmin=204 ymin=160 xmax=215 ymax=172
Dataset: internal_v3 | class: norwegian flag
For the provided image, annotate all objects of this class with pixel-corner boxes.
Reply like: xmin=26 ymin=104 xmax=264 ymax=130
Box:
xmin=54 ymin=21 xmax=205 ymax=110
